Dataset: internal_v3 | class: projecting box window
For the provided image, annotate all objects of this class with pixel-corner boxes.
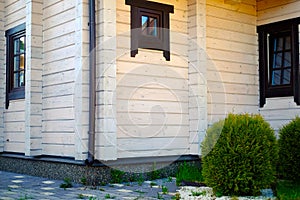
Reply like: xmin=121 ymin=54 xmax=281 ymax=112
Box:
xmin=125 ymin=0 xmax=174 ymax=61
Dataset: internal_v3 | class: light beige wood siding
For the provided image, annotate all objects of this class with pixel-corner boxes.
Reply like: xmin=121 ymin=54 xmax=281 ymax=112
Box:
xmin=5 ymin=0 xmax=26 ymax=29
xmin=3 ymin=0 xmax=26 ymax=153
xmin=257 ymin=0 xmax=300 ymax=25
xmin=116 ymin=0 xmax=190 ymax=158
xmin=206 ymin=0 xmax=258 ymax=124
xmin=42 ymin=0 xmax=77 ymax=157
xmin=257 ymin=1 xmax=300 ymax=132
xmin=0 ymin=0 xmax=4 ymax=152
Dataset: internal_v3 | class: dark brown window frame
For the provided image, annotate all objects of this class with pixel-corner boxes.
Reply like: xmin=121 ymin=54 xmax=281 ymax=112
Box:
xmin=5 ymin=23 xmax=26 ymax=109
xmin=257 ymin=18 xmax=300 ymax=107
xmin=125 ymin=0 xmax=174 ymax=61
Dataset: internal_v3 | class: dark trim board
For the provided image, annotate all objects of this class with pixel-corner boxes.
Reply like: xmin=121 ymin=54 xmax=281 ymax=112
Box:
xmin=0 ymin=153 xmax=201 ymax=185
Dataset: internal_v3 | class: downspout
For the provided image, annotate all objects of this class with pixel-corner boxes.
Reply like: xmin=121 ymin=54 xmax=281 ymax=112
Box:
xmin=86 ymin=0 xmax=96 ymax=166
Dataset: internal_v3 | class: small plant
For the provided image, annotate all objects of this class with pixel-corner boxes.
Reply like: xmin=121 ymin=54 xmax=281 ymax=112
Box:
xmin=150 ymin=162 xmax=160 ymax=180
xmin=150 ymin=182 xmax=157 ymax=187
xmin=18 ymin=195 xmax=33 ymax=200
xmin=134 ymin=190 xmax=146 ymax=194
xmin=157 ymin=192 xmax=163 ymax=199
xmin=99 ymin=188 xmax=105 ymax=191
xmin=201 ymin=114 xmax=278 ymax=196
xmin=110 ymin=169 xmax=125 ymax=183
xmin=88 ymin=197 xmax=97 ymax=200
xmin=162 ymin=185 xmax=168 ymax=194
xmin=77 ymin=194 xmax=85 ymax=199
xmin=191 ymin=190 xmax=206 ymax=196
xmin=176 ymin=162 xmax=203 ymax=186
xmin=167 ymin=177 xmax=173 ymax=182
xmin=60 ymin=178 xmax=73 ymax=189
xmin=277 ymin=180 xmax=300 ymax=200
xmin=172 ymin=193 xmax=181 ymax=200
xmin=104 ymin=194 xmax=115 ymax=199
xmin=81 ymin=177 xmax=87 ymax=185
xmin=137 ymin=174 xmax=144 ymax=186
xmin=278 ymin=117 xmax=300 ymax=182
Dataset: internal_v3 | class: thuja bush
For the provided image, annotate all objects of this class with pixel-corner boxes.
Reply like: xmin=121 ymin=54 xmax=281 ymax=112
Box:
xmin=278 ymin=117 xmax=300 ymax=181
xmin=201 ymin=114 xmax=278 ymax=196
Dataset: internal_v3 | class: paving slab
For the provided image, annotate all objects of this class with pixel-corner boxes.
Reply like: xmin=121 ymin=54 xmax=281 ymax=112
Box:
xmin=0 ymin=171 xmax=180 ymax=200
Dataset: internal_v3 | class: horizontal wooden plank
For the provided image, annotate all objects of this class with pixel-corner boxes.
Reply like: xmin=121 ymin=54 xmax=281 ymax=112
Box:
xmin=208 ymin=92 xmax=258 ymax=105
xmin=207 ymin=0 xmax=256 ymax=16
xmin=43 ymin=133 xmax=74 ymax=145
xmin=208 ymin=81 xmax=258 ymax=95
xmin=43 ymin=95 xmax=74 ymax=109
xmin=117 ymin=148 xmax=189 ymax=159
xmin=43 ymin=70 xmax=75 ymax=86
xmin=117 ymin=86 xmax=188 ymax=102
xmin=4 ymin=132 xmax=25 ymax=143
xmin=207 ymin=60 xmax=258 ymax=75
xmin=117 ymin=99 xmax=188 ymax=114
xmin=116 ymin=74 xmax=188 ymax=91
xmin=207 ymin=37 xmax=257 ymax=55
xmin=257 ymin=0 xmax=298 ymax=11
xmin=42 ymin=120 xmax=75 ymax=132
xmin=207 ymin=70 xmax=258 ymax=85
xmin=117 ymin=124 xmax=189 ymax=138
xmin=117 ymin=49 xmax=189 ymax=68
xmin=4 ymin=142 xmax=24 ymax=153
xmin=42 ymin=144 xmax=75 ymax=157
xmin=118 ymin=137 xmax=189 ymax=151
xmin=117 ymin=112 xmax=189 ymax=125
xmin=207 ymin=4 xmax=256 ymax=25
xmin=257 ymin=1 xmax=300 ymax=25
xmin=116 ymin=61 xmax=188 ymax=78
xmin=43 ymin=108 xmax=74 ymax=121
xmin=207 ymin=27 xmax=257 ymax=45
xmin=44 ymin=8 xmax=75 ymax=30
xmin=42 ymin=82 xmax=75 ymax=98
xmin=43 ymin=20 xmax=76 ymax=42
xmin=4 ymin=121 xmax=25 ymax=132
xmin=4 ymin=111 xmax=25 ymax=122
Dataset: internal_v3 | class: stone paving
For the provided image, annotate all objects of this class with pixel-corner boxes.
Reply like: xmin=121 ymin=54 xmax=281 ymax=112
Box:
xmin=0 ymin=171 xmax=180 ymax=200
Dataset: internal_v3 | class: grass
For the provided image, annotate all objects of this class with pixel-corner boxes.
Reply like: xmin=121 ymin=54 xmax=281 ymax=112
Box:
xmin=176 ymin=162 xmax=204 ymax=186
xmin=59 ymin=178 xmax=73 ymax=189
xmin=277 ymin=180 xmax=300 ymax=200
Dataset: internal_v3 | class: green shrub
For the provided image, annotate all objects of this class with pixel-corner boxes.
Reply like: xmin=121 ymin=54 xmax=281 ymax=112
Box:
xmin=278 ymin=117 xmax=300 ymax=182
xmin=176 ymin=162 xmax=203 ymax=186
xmin=201 ymin=114 xmax=278 ymax=196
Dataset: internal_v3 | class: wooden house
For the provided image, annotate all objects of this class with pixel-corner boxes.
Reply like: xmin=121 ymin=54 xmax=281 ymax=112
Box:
xmin=0 ymin=0 xmax=299 ymax=175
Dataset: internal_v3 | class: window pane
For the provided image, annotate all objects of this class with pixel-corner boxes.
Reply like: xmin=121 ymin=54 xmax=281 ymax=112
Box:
xmin=149 ymin=17 xmax=157 ymax=36
xmin=20 ymin=54 xmax=25 ymax=70
xmin=142 ymin=15 xmax=148 ymax=35
xmin=14 ymin=39 xmax=19 ymax=54
xmin=272 ymin=70 xmax=281 ymax=86
xmin=283 ymin=52 xmax=291 ymax=67
xmin=20 ymin=37 xmax=25 ymax=53
xmin=275 ymin=37 xmax=284 ymax=51
xmin=14 ymin=56 xmax=20 ymax=71
xmin=273 ymin=53 xmax=282 ymax=68
xmin=19 ymin=71 xmax=25 ymax=86
xmin=141 ymin=15 xmax=158 ymax=37
xmin=285 ymin=36 xmax=291 ymax=50
xmin=13 ymin=73 xmax=19 ymax=88
xmin=283 ymin=69 xmax=291 ymax=85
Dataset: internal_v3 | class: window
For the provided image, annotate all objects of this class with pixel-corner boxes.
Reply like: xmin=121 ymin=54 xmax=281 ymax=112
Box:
xmin=257 ymin=18 xmax=300 ymax=107
xmin=125 ymin=0 xmax=174 ymax=61
xmin=5 ymin=23 xmax=26 ymax=108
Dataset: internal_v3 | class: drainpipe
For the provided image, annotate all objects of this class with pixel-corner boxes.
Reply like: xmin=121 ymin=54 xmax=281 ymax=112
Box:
xmin=86 ymin=0 xmax=96 ymax=166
